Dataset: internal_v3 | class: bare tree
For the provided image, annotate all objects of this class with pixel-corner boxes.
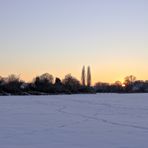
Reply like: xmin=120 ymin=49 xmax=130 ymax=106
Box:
xmin=6 ymin=74 xmax=20 ymax=83
xmin=32 ymin=73 xmax=54 ymax=92
xmin=124 ymin=75 xmax=136 ymax=92
xmin=124 ymin=75 xmax=136 ymax=86
xmin=87 ymin=66 xmax=91 ymax=87
xmin=81 ymin=66 xmax=86 ymax=86
xmin=39 ymin=73 xmax=54 ymax=84
xmin=63 ymin=74 xmax=80 ymax=93
xmin=3 ymin=74 xmax=23 ymax=93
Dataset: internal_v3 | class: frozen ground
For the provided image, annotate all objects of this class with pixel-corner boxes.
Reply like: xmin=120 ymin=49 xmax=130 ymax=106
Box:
xmin=0 ymin=94 xmax=148 ymax=148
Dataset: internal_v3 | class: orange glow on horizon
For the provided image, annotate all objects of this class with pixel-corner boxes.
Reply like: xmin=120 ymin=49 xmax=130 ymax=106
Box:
xmin=12 ymin=70 xmax=147 ymax=86
xmin=1 ymin=63 xmax=148 ymax=85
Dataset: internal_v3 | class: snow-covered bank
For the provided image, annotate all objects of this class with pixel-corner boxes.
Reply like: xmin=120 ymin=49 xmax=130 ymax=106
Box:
xmin=0 ymin=94 xmax=148 ymax=148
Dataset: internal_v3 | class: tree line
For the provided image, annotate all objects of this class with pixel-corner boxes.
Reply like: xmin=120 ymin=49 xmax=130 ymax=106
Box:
xmin=0 ymin=67 xmax=148 ymax=95
xmin=95 ymin=75 xmax=148 ymax=93
xmin=0 ymin=71 xmax=94 ymax=95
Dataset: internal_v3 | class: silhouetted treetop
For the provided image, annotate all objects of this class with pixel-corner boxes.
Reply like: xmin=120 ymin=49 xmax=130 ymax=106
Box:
xmin=62 ymin=74 xmax=81 ymax=93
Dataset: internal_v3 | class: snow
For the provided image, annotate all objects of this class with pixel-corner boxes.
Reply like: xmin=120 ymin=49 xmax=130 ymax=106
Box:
xmin=0 ymin=94 xmax=148 ymax=148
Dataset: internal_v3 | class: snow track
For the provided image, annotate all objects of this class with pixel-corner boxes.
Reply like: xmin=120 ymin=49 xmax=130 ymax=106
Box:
xmin=0 ymin=94 xmax=148 ymax=148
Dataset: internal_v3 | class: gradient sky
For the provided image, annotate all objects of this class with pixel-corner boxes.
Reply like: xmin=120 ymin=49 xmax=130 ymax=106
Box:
xmin=0 ymin=0 xmax=148 ymax=84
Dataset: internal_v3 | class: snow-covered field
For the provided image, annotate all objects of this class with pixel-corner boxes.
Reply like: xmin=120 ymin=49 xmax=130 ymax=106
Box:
xmin=0 ymin=94 xmax=148 ymax=148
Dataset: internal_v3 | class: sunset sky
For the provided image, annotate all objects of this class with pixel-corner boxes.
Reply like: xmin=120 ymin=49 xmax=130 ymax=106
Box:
xmin=0 ymin=0 xmax=147 ymax=84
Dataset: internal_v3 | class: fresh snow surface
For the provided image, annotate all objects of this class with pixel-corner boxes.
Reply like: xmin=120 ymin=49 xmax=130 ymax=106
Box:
xmin=0 ymin=94 xmax=148 ymax=148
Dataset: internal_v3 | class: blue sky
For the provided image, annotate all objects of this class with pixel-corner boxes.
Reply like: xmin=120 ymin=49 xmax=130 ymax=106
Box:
xmin=0 ymin=0 xmax=147 ymax=83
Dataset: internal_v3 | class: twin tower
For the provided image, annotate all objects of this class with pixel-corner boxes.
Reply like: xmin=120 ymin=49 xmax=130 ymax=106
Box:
xmin=81 ymin=66 xmax=91 ymax=87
